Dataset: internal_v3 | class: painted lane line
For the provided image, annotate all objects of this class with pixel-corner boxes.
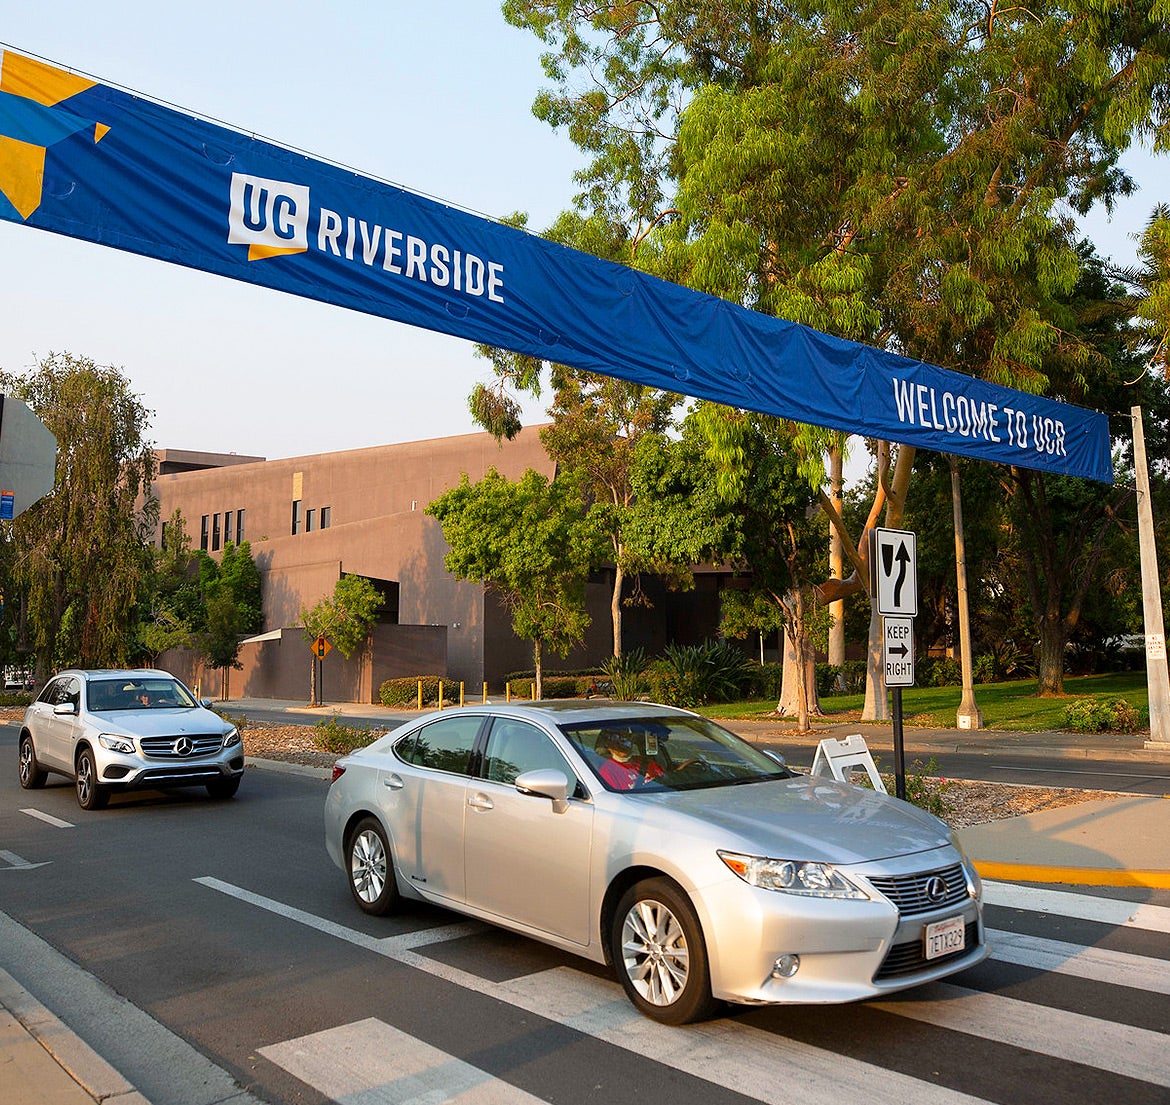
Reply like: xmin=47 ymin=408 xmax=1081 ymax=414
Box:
xmin=260 ymin=1017 xmax=548 ymax=1105
xmin=197 ymin=878 xmax=989 ymax=1105
xmin=20 ymin=808 xmax=74 ymax=828
xmin=874 ymin=981 xmax=1170 ymax=1088
xmin=377 ymin=921 xmax=489 ymax=953
xmin=988 ymin=928 xmax=1170 ymax=995
xmin=983 ymin=881 xmax=1170 ymax=933
xmin=0 ymin=850 xmax=50 ymax=871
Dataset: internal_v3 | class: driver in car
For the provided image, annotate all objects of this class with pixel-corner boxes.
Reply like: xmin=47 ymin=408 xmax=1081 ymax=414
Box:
xmin=596 ymin=728 xmax=664 ymax=791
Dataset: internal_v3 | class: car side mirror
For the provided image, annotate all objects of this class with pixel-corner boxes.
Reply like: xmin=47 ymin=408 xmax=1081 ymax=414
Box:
xmin=515 ymin=768 xmax=570 ymax=813
xmin=53 ymin=701 xmax=77 ymax=716
xmin=764 ymin=749 xmax=793 ymax=775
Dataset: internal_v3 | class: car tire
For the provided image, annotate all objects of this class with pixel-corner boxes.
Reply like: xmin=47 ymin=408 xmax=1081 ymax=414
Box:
xmin=206 ymin=776 xmax=242 ymax=800
xmin=18 ymin=733 xmax=47 ymax=789
xmin=75 ymin=747 xmax=109 ymax=811
xmin=347 ymin=816 xmax=399 ymax=916
xmin=611 ymin=877 xmax=718 ymax=1025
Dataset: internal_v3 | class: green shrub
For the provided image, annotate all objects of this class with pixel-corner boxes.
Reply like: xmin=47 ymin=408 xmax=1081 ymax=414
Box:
xmin=1061 ymin=697 xmax=1144 ymax=733
xmin=600 ymin=648 xmax=649 ymax=700
xmin=379 ymin=676 xmax=459 ymax=707
xmin=0 ymin=691 xmax=34 ymax=708
xmin=816 ymin=661 xmax=867 ymax=697
xmin=656 ymin=640 xmax=753 ymax=708
xmin=742 ymin=662 xmax=784 ymax=701
xmin=916 ymin=656 xmax=962 ymax=688
xmin=313 ymin=714 xmax=384 ymax=753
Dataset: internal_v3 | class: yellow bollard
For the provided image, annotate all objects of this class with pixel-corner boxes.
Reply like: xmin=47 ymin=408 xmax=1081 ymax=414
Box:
xmin=506 ymin=683 xmax=511 ymax=702
xmin=417 ymin=680 xmax=422 ymax=710
xmin=438 ymin=680 xmax=444 ymax=711
xmin=459 ymin=681 xmax=465 ymax=706
xmin=482 ymin=682 xmax=488 ymax=704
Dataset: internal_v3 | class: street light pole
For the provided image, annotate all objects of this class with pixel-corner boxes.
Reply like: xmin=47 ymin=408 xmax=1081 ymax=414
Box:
xmin=1131 ymin=407 xmax=1170 ymax=747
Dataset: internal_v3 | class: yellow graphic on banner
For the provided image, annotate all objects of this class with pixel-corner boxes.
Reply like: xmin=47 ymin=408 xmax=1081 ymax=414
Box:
xmin=0 ymin=134 xmax=45 ymax=218
xmin=0 ymin=51 xmax=106 ymax=221
xmin=0 ymin=52 xmax=96 ymax=105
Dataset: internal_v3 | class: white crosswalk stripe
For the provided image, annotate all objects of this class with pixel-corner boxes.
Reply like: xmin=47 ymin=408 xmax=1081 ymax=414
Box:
xmin=201 ymin=876 xmax=1170 ymax=1105
xmin=987 ymin=927 xmax=1170 ymax=995
xmin=983 ymin=880 xmax=1170 ymax=933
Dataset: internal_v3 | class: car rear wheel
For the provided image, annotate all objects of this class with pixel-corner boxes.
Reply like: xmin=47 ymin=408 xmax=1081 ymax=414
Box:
xmin=75 ymin=748 xmax=109 ymax=810
xmin=347 ymin=817 xmax=399 ymax=915
xmin=612 ymin=878 xmax=717 ymax=1024
xmin=207 ymin=776 xmax=241 ymax=800
xmin=19 ymin=734 xmax=47 ymax=789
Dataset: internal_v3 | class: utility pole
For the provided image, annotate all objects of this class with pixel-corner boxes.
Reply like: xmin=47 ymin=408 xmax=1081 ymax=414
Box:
xmin=1132 ymin=407 xmax=1169 ymax=748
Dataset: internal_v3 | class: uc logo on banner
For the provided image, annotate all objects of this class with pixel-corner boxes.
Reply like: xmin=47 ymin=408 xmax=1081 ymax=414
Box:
xmin=228 ymin=173 xmax=309 ymax=261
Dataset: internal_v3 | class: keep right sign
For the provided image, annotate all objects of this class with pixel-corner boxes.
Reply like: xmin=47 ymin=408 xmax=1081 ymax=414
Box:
xmin=883 ymin=616 xmax=916 ymax=688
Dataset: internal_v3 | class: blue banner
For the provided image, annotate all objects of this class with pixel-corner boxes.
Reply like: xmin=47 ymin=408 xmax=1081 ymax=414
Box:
xmin=0 ymin=49 xmax=1113 ymax=483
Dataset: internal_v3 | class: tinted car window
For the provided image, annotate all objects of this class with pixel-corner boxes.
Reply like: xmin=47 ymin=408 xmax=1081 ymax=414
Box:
xmin=38 ymin=678 xmax=65 ymax=706
xmin=482 ymin=718 xmax=577 ymax=787
xmin=397 ymin=716 xmax=482 ymax=775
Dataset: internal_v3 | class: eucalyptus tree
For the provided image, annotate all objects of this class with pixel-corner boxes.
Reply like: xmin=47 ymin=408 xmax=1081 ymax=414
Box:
xmin=502 ymin=0 xmax=1170 ymax=708
xmin=1 ymin=353 xmax=156 ymax=678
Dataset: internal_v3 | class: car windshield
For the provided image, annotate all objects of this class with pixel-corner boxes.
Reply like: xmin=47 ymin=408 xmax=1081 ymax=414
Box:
xmin=87 ymin=677 xmax=198 ymax=712
xmin=559 ymin=714 xmax=791 ymax=793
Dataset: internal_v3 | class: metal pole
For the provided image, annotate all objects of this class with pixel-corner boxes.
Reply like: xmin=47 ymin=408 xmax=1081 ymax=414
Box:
xmin=1132 ymin=407 xmax=1170 ymax=746
xmin=892 ymin=687 xmax=906 ymax=800
xmin=950 ymin=458 xmax=983 ymax=729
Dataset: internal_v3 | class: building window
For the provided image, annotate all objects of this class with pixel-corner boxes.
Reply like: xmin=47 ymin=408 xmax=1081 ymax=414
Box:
xmin=292 ymin=499 xmax=302 ymax=535
xmin=223 ymin=510 xmax=233 ymax=544
xmin=306 ymin=508 xmax=315 ymax=533
xmin=212 ymin=513 xmax=221 ymax=551
xmin=200 ymin=515 xmax=209 ymax=551
xmin=236 ymin=510 xmax=245 ymax=543
xmin=320 ymin=506 xmax=331 ymax=529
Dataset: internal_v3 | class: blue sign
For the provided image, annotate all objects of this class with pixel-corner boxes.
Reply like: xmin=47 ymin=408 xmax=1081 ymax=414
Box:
xmin=0 ymin=50 xmax=1113 ymax=483
xmin=0 ymin=491 xmax=13 ymax=521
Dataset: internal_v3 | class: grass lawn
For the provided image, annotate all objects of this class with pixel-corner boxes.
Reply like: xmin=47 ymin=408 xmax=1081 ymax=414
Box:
xmin=701 ymin=671 xmax=1151 ymax=732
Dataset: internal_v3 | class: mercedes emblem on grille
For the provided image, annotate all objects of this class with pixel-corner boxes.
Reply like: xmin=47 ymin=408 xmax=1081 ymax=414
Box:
xmin=925 ymin=875 xmax=948 ymax=903
xmin=173 ymin=736 xmax=194 ymax=756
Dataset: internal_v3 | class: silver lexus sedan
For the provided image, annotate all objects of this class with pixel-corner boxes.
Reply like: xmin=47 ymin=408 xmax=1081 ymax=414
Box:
xmin=324 ymin=701 xmax=986 ymax=1024
xmin=18 ymin=669 xmax=244 ymax=810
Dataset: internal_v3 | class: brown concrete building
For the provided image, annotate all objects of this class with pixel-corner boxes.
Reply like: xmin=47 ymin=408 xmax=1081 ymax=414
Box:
xmin=151 ymin=428 xmax=725 ymax=703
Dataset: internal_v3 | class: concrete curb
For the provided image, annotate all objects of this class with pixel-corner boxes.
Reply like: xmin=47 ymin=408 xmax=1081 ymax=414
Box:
xmin=972 ymin=862 xmax=1170 ymax=890
xmin=0 ymin=969 xmax=150 ymax=1105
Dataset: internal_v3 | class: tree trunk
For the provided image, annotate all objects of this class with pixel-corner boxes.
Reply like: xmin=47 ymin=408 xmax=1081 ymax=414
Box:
xmin=611 ymin=562 xmax=624 ymax=658
xmin=309 ymin=656 xmax=318 ymax=707
xmin=862 ymin=605 xmax=890 ymax=721
xmin=1035 ymin=618 xmax=1067 ymax=696
xmin=533 ymin=638 xmax=544 ymax=700
xmin=949 ymin=458 xmax=982 ymax=728
xmin=828 ymin=445 xmax=846 ymax=674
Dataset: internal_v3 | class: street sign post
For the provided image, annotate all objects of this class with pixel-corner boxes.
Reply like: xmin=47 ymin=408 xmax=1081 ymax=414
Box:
xmin=872 ymin=529 xmax=919 ymax=800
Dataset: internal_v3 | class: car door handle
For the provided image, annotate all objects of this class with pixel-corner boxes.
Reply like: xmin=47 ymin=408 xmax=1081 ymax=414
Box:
xmin=382 ymin=774 xmax=404 ymax=790
xmin=467 ymin=793 xmax=493 ymax=811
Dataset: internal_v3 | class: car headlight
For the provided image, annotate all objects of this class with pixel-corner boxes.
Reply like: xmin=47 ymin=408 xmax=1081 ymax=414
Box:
xmin=222 ymin=728 xmax=241 ymax=749
xmin=718 ymin=851 xmax=869 ymax=899
xmin=98 ymin=734 xmax=135 ymax=755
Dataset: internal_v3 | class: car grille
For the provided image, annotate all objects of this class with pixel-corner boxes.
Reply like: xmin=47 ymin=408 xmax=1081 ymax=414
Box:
xmin=139 ymin=734 xmax=224 ymax=759
xmin=867 ymin=863 xmax=969 ymax=917
xmin=875 ymin=920 xmax=980 ymax=980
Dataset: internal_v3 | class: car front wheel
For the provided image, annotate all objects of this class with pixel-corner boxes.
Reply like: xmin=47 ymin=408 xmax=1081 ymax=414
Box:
xmin=207 ymin=776 xmax=241 ymax=800
xmin=19 ymin=734 xmax=47 ymax=789
xmin=612 ymin=877 xmax=717 ymax=1024
xmin=347 ymin=817 xmax=399 ymax=915
xmin=75 ymin=748 xmax=109 ymax=811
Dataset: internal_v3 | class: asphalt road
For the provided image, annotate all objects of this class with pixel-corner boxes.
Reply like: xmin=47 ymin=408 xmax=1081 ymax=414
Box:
xmin=3 ymin=721 xmax=1169 ymax=1105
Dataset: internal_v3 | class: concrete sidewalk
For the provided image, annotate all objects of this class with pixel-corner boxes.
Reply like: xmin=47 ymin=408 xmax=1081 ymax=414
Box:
xmin=0 ymin=969 xmax=148 ymax=1105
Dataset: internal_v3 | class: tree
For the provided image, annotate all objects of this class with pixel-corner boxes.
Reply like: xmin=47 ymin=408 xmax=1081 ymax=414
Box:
xmin=427 ymin=469 xmax=604 ymax=697
xmin=1 ymin=353 xmax=156 ymax=678
xmin=301 ymin=575 xmax=385 ymax=706
xmin=689 ymin=406 xmax=826 ymax=731
xmin=504 ymin=0 xmax=1170 ymax=712
xmin=191 ymin=541 xmax=264 ymax=699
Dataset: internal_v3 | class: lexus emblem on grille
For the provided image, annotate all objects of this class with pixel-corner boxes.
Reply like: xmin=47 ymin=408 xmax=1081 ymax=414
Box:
xmin=173 ymin=736 xmax=194 ymax=756
xmin=925 ymin=876 xmax=948 ymax=903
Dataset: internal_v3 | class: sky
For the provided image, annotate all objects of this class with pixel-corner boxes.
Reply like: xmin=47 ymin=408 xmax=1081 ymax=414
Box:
xmin=0 ymin=3 xmax=1163 ymax=463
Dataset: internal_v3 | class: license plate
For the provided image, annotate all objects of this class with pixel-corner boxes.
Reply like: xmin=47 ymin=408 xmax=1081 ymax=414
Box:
xmin=924 ymin=916 xmax=966 ymax=960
